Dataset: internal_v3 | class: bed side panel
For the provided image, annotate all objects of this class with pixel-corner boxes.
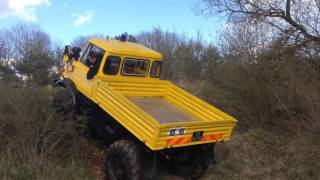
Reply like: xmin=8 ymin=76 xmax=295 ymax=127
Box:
xmin=92 ymin=80 xmax=161 ymax=149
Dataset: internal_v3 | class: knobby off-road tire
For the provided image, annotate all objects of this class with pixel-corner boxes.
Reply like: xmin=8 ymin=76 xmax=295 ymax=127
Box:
xmin=52 ymin=86 xmax=76 ymax=114
xmin=105 ymin=140 xmax=142 ymax=180
xmin=168 ymin=145 xmax=214 ymax=180
xmin=188 ymin=154 xmax=210 ymax=179
xmin=52 ymin=85 xmax=89 ymax=134
xmin=188 ymin=145 xmax=215 ymax=179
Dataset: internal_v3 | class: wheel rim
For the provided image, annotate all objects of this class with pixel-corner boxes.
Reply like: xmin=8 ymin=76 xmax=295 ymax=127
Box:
xmin=109 ymin=154 xmax=127 ymax=180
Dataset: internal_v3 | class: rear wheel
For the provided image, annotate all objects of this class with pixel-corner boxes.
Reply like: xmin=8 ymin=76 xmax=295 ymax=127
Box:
xmin=186 ymin=145 xmax=215 ymax=179
xmin=105 ymin=140 xmax=141 ymax=180
xmin=166 ymin=144 xmax=215 ymax=179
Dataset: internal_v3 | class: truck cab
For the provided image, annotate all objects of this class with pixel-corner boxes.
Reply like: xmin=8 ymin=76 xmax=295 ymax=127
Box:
xmin=62 ymin=39 xmax=163 ymax=98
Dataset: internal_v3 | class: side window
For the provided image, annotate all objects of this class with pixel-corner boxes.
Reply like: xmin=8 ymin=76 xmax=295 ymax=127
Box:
xmin=150 ymin=61 xmax=162 ymax=78
xmin=103 ymin=56 xmax=121 ymax=75
xmin=122 ymin=58 xmax=150 ymax=76
xmin=80 ymin=44 xmax=105 ymax=66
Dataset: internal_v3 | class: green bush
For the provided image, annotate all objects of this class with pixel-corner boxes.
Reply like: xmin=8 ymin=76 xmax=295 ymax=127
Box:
xmin=0 ymin=80 xmax=94 ymax=179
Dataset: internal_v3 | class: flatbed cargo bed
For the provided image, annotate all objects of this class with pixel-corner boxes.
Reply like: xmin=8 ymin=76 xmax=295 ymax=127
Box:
xmin=81 ymin=77 xmax=237 ymax=150
xmin=128 ymin=97 xmax=199 ymax=124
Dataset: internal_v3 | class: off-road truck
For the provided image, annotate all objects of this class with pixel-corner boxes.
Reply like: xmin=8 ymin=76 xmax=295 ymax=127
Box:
xmin=52 ymin=37 xmax=237 ymax=180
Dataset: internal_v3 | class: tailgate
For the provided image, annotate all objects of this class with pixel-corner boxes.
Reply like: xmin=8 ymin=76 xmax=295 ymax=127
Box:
xmin=154 ymin=120 xmax=236 ymax=149
xmin=152 ymin=82 xmax=237 ymax=149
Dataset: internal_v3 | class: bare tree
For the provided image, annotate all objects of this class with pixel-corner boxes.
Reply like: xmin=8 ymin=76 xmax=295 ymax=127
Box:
xmin=196 ymin=0 xmax=320 ymax=45
xmin=217 ymin=19 xmax=277 ymax=63
xmin=0 ymin=23 xmax=60 ymax=85
xmin=72 ymin=34 xmax=105 ymax=50
xmin=0 ymin=30 xmax=15 ymax=78
xmin=136 ymin=28 xmax=183 ymax=80
xmin=136 ymin=28 xmax=220 ymax=82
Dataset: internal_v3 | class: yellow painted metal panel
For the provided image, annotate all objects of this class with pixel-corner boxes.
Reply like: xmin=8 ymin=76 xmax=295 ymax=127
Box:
xmin=90 ymin=39 xmax=163 ymax=59
xmin=93 ymin=81 xmax=161 ymax=136
xmin=154 ymin=121 xmax=236 ymax=149
xmin=168 ymin=83 xmax=237 ymax=121
xmin=87 ymin=77 xmax=237 ymax=150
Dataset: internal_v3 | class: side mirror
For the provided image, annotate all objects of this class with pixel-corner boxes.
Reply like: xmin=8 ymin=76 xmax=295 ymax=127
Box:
xmin=71 ymin=47 xmax=81 ymax=61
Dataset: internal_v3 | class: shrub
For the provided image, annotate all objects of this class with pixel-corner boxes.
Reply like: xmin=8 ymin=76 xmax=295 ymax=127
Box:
xmin=0 ymin=80 xmax=93 ymax=179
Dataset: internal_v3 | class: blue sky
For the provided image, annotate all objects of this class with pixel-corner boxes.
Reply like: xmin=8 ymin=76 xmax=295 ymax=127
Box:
xmin=0 ymin=0 xmax=225 ymax=44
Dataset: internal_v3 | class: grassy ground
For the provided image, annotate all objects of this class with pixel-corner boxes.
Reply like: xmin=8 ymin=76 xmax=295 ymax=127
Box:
xmin=204 ymin=129 xmax=320 ymax=180
xmin=0 ymin=82 xmax=94 ymax=179
xmin=0 ymin=80 xmax=319 ymax=180
xmin=182 ymin=80 xmax=320 ymax=180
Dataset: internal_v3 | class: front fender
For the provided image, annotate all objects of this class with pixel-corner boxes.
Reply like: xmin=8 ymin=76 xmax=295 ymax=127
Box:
xmin=52 ymin=78 xmax=66 ymax=88
xmin=52 ymin=78 xmax=82 ymax=106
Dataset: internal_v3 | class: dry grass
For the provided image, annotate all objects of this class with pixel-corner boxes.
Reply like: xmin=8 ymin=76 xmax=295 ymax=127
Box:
xmin=178 ymin=48 xmax=320 ymax=180
xmin=178 ymin=75 xmax=320 ymax=180
xmin=0 ymin=81 xmax=94 ymax=180
xmin=203 ymin=129 xmax=320 ymax=180
xmin=0 ymin=44 xmax=319 ymax=180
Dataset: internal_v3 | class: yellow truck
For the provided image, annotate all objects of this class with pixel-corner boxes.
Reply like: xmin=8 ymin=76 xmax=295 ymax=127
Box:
xmin=52 ymin=37 xmax=237 ymax=180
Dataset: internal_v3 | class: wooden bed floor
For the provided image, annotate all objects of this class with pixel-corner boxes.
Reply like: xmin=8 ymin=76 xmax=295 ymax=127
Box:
xmin=128 ymin=97 xmax=199 ymax=124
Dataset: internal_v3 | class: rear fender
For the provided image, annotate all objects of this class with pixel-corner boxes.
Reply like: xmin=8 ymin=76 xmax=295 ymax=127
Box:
xmin=52 ymin=78 xmax=76 ymax=90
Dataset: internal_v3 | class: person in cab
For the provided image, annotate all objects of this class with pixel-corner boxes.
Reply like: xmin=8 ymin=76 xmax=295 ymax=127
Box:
xmin=86 ymin=51 xmax=103 ymax=80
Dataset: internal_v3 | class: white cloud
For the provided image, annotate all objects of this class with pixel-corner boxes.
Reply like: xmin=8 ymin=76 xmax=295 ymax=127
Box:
xmin=0 ymin=0 xmax=51 ymax=21
xmin=73 ymin=11 xmax=94 ymax=27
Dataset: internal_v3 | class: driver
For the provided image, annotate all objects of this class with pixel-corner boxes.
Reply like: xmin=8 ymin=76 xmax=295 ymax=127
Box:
xmin=87 ymin=51 xmax=102 ymax=79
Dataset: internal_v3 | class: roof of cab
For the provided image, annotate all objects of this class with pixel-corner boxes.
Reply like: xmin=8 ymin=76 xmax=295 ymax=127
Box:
xmin=89 ymin=38 xmax=163 ymax=60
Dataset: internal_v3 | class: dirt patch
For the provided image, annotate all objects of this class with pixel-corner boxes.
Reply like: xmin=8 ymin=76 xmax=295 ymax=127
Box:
xmin=87 ymin=142 xmax=105 ymax=180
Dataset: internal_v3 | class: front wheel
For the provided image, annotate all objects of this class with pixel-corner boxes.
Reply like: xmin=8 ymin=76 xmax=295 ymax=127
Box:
xmin=105 ymin=140 xmax=142 ymax=180
xmin=52 ymin=86 xmax=88 ymax=133
xmin=52 ymin=86 xmax=76 ymax=114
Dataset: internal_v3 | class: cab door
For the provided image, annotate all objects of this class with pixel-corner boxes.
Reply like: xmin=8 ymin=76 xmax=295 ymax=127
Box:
xmin=70 ymin=43 xmax=105 ymax=97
